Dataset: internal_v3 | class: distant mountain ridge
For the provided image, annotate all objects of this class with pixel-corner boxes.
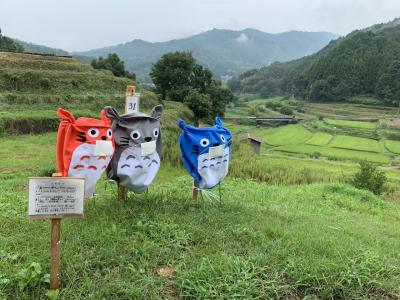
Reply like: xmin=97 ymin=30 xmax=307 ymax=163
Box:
xmin=228 ymin=18 xmax=400 ymax=105
xmin=74 ymin=28 xmax=337 ymax=82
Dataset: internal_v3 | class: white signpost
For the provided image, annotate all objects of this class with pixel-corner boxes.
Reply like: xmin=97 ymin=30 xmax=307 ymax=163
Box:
xmin=125 ymin=85 xmax=140 ymax=114
xmin=28 ymin=176 xmax=85 ymax=290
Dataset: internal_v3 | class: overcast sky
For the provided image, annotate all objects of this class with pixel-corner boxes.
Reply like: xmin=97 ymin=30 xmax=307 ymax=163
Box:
xmin=1 ymin=0 xmax=399 ymax=52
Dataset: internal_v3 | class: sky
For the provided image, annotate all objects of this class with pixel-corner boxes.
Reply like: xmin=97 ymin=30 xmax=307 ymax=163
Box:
xmin=1 ymin=0 xmax=400 ymax=52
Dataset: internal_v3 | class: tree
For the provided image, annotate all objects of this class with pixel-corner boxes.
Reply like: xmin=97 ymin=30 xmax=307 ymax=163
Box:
xmin=206 ymin=81 xmax=234 ymax=117
xmin=150 ymin=51 xmax=213 ymax=102
xmin=184 ymin=89 xmax=212 ymax=123
xmin=91 ymin=53 xmax=135 ymax=80
xmin=375 ymin=60 xmax=400 ymax=105
xmin=309 ymin=80 xmax=334 ymax=102
xmin=151 ymin=51 xmax=233 ymax=121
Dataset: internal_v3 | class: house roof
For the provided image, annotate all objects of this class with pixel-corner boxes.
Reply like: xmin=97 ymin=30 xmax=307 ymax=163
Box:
xmin=247 ymin=134 xmax=262 ymax=144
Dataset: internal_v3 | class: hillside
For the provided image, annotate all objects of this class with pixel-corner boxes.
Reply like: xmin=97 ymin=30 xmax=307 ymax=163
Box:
xmin=0 ymin=32 xmax=23 ymax=52
xmin=75 ymin=29 xmax=337 ymax=82
xmin=15 ymin=39 xmax=69 ymax=56
xmin=229 ymin=18 xmax=400 ymax=105
xmin=0 ymin=51 xmax=135 ymax=135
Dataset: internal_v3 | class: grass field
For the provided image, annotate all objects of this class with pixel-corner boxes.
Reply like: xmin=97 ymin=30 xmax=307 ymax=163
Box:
xmin=1 ymin=133 xmax=400 ymax=299
xmin=306 ymin=132 xmax=333 ymax=146
xmin=325 ymin=119 xmax=377 ymax=129
xmin=329 ymin=135 xmax=381 ymax=153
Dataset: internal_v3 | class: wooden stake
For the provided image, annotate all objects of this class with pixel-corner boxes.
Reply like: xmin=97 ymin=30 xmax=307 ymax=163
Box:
xmin=192 ymin=181 xmax=198 ymax=200
xmin=117 ymin=85 xmax=136 ymax=201
xmin=50 ymin=218 xmax=61 ymax=290
xmin=50 ymin=172 xmax=62 ymax=290
xmin=117 ymin=183 xmax=127 ymax=201
xmin=192 ymin=123 xmax=204 ymax=201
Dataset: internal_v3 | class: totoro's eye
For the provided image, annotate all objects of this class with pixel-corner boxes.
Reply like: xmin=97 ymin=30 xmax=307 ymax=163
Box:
xmin=200 ymin=138 xmax=210 ymax=147
xmin=130 ymin=130 xmax=141 ymax=140
xmin=220 ymin=135 xmax=226 ymax=143
xmin=106 ymin=129 xmax=113 ymax=138
xmin=153 ymin=128 xmax=159 ymax=137
xmin=87 ymin=128 xmax=99 ymax=138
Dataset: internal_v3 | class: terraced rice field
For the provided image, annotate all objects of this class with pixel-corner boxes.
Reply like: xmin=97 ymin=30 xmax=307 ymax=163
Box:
xmin=306 ymin=132 xmax=333 ymax=146
xmin=275 ymin=144 xmax=390 ymax=164
xmin=385 ymin=140 xmax=400 ymax=154
xmin=329 ymin=135 xmax=381 ymax=153
xmin=252 ymin=124 xmax=313 ymax=146
xmin=325 ymin=119 xmax=377 ymax=129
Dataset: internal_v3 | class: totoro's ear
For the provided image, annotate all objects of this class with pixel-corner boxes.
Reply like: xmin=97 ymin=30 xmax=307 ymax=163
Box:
xmin=215 ymin=116 xmax=223 ymax=126
xmin=57 ymin=108 xmax=75 ymax=123
xmin=178 ymin=119 xmax=186 ymax=130
xmin=151 ymin=105 xmax=163 ymax=120
xmin=103 ymin=106 xmax=120 ymax=121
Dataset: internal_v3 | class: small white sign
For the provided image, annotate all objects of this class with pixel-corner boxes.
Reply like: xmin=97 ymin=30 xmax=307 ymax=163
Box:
xmin=125 ymin=93 xmax=140 ymax=114
xmin=141 ymin=140 xmax=156 ymax=156
xmin=208 ymin=145 xmax=225 ymax=159
xmin=28 ymin=177 xmax=85 ymax=218
xmin=94 ymin=140 xmax=114 ymax=156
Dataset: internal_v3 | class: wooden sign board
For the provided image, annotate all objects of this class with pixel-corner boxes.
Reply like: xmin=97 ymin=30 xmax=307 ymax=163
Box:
xmin=28 ymin=177 xmax=85 ymax=219
xmin=125 ymin=92 xmax=140 ymax=114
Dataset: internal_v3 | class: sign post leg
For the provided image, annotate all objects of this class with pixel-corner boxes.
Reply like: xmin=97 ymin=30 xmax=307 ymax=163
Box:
xmin=50 ymin=218 xmax=61 ymax=290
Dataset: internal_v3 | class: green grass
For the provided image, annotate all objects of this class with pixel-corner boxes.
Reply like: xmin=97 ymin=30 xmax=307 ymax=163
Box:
xmin=329 ymin=135 xmax=381 ymax=153
xmin=1 ymin=133 xmax=400 ymax=298
xmin=306 ymin=132 xmax=333 ymax=146
xmin=251 ymin=124 xmax=313 ymax=146
xmin=275 ymin=144 xmax=390 ymax=164
xmin=385 ymin=140 xmax=400 ymax=154
xmin=325 ymin=119 xmax=377 ymax=129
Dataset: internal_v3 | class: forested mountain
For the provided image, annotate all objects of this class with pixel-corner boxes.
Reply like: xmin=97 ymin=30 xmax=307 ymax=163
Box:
xmin=75 ymin=29 xmax=336 ymax=82
xmin=229 ymin=18 xmax=400 ymax=105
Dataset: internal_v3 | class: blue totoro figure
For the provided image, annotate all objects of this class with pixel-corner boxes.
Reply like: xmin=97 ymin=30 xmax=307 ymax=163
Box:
xmin=178 ymin=117 xmax=232 ymax=189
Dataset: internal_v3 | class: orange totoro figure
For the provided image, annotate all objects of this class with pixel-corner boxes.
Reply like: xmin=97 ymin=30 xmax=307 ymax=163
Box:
xmin=56 ymin=108 xmax=115 ymax=197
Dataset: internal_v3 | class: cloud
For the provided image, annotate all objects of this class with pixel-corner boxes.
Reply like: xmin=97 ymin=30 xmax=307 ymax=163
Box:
xmin=236 ymin=33 xmax=249 ymax=43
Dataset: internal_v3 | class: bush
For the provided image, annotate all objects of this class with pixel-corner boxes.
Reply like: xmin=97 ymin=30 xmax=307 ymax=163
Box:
xmin=351 ymin=161 xmax=387 ymax=195
xmin=279 ymin=106 xmax=293 ymax=115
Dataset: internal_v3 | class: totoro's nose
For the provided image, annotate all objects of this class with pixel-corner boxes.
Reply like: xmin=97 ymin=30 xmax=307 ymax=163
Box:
xmin=101 ymin=136 xmax=107 ymax=140
xmin=144 ymin=137 xmax=152 ymax=142
xmin=213 ymin=142 xmax=220 ymax=146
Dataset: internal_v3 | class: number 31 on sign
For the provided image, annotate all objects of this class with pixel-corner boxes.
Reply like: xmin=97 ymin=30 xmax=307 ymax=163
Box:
xmin=125 ymin=93 xmax=140 ymax=114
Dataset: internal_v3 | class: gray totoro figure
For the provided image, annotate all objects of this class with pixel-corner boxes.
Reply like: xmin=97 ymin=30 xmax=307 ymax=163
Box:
xmin=104 ymin=105 xmax=163 ymax=193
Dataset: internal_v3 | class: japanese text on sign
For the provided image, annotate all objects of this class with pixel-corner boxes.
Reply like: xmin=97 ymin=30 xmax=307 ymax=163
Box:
xmin=28 ymin=177 xmax=85 ymax=218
